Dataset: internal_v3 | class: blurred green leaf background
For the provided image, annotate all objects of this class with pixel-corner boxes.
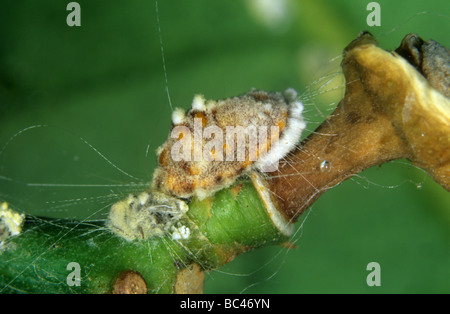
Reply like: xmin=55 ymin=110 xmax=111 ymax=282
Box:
xmin=0 ymin=0 xmax=448 ymax=293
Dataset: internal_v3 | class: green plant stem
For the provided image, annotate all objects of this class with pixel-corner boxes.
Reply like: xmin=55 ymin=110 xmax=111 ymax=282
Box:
xmin=0 ymin=181 xmax=290 ymax=293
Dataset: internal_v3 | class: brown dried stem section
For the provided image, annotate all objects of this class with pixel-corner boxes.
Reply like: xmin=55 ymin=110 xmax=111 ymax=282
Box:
xmin=174 ymin=263 xmax=205 ymax=294
xmin=269 ymin=32 xmax=450 ymax=221
xmin=112 ymin=270 xmax=148 ymax=294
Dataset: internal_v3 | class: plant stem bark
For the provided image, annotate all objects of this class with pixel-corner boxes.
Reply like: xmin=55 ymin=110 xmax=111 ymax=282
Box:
xmin=269 ymin=32 xmax=450 ymax=222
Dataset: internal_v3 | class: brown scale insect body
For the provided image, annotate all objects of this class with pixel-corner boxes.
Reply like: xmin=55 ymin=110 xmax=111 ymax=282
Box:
xmin=152 ymin=89 xmax=304 ymax=200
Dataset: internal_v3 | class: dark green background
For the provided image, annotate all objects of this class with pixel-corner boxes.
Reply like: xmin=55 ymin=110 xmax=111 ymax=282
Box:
xmin=0 ymin=0 xmax=448 ymax=293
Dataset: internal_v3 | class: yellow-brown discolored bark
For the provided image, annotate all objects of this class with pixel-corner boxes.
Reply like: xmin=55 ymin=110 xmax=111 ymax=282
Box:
xmin=269 ymin=32 xmax=450 ymax=221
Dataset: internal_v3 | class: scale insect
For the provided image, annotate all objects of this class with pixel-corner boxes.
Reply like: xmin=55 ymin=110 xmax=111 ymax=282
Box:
xmin=108 ymin=0 xmax=306 ymax=242
xmin=152 ymin=88 xmax=306 ymax=200
xmin=107 ymin=88 xmax=305 ymax=241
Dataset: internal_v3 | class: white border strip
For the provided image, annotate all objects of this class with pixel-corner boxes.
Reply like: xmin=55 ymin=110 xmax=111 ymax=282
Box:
xmin=250 ymin=173 xmax=294 ymax=237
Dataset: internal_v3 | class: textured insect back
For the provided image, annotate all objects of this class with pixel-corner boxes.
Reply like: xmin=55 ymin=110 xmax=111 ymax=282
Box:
xmin=152 ymin=88 xmax=306 ymax=200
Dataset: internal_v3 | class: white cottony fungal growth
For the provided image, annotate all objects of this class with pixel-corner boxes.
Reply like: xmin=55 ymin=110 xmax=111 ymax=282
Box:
xmin=171 ymin=225 xmax=190 ymax=240
xmin=107 ymin=191 xmax=188 ymax=241
xmin=256 ymin=89 xmax=305 ymax=172
xmin=172 ymin=108 xmax=186 ymax=124
xmin=283 ymin=87 xmax=298 ymax=103
xmin=191 ymin=94 xmax=206 ymax=111
xmin=0 ymin=202 xmax=25 ymax=246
